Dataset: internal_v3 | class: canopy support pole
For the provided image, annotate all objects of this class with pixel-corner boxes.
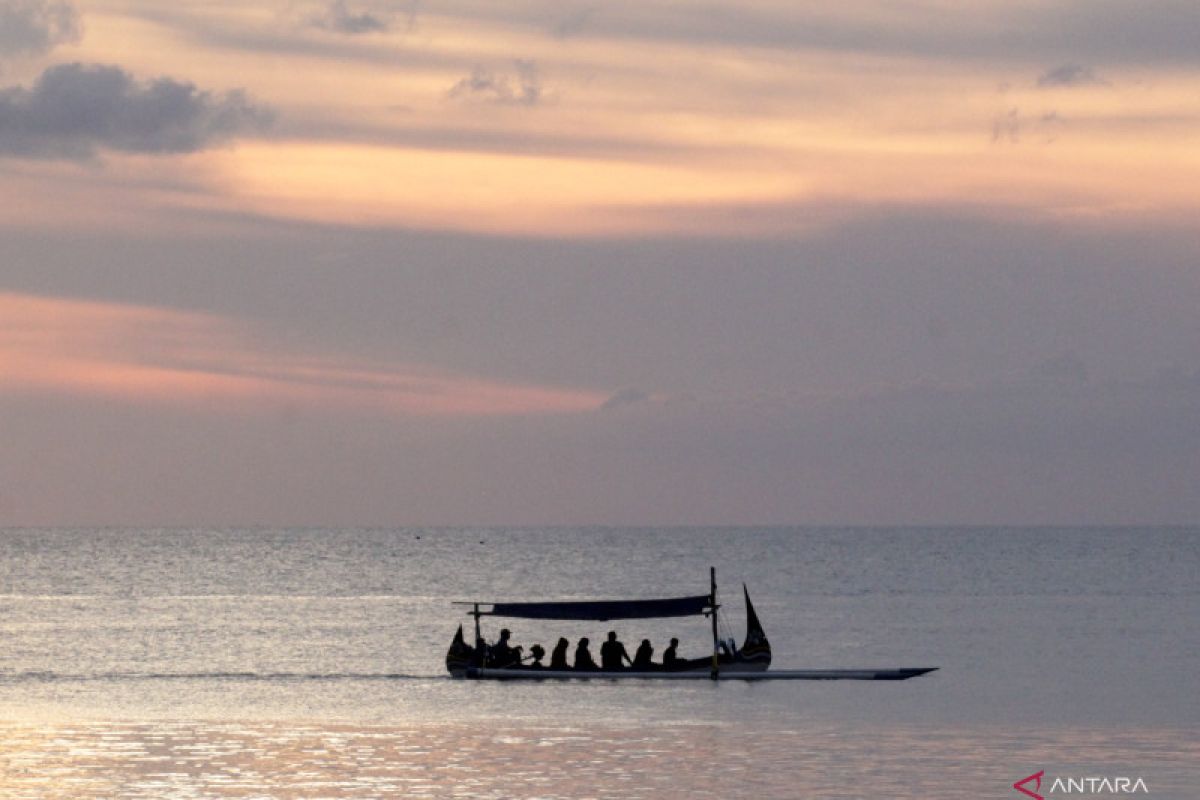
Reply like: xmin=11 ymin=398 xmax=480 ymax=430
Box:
xmin=472 ymin=603 xmax=483 ymax=667
xmin=710 ymin=566 xmax=719 ymax=680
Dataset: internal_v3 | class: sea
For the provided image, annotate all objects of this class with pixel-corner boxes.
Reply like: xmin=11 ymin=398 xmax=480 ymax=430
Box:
xmin=0 ymin=526 xmax=1196 ymax=799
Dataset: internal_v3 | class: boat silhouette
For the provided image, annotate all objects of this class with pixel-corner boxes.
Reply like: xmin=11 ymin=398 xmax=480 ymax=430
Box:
xmin=446 ymin=568 xmax=937 ymax=681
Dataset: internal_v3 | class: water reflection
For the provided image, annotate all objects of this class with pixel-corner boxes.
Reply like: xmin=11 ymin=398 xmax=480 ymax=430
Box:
xmin=2 ymin=722 xmax=1196 ymax=799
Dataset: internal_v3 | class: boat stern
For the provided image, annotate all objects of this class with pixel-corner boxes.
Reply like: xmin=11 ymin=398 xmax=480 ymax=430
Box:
xmin=445 ymin=624 xmax=475 ymax=677
xmin=737 ymin=586 xmax=772 ymax=669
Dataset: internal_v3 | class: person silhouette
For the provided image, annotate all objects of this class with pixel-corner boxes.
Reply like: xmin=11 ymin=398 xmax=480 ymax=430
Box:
xmin=600 ymin=630 xmax=632 ymax=671
xmin=662 ymin=637 xmax=681 ymax=670
xmin=528 ymin=643 xmax=546 ymax=668
xmin=632 ymin=638 xmax=654 ymax=670
xmin=550 ymin=637 xmax=570 ymax=670
xmin=488 ymin=628 xmax=521 ymax=668
xmin=574 ymin=637 xmax=598 ymax=670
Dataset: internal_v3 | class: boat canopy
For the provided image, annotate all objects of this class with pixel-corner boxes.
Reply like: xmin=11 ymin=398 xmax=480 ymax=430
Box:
xmin=485 ymin=595 xmax=712 ymax=621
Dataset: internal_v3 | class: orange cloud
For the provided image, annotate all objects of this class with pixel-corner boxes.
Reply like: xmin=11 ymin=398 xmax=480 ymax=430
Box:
xmin=212 ymin=140 xmax=802 ymax=236
xmin=9 ymin=1 xmax=1198 ymax=239
xmin=0 ymin=292 xmax=604 ymax=415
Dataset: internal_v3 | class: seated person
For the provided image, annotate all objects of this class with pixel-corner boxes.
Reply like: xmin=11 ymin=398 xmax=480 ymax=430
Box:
xmin=662 ymin=637 xmax=681 ymax=670
xmin=574 ymin=637 xmax=598 ymax=670
xmin=528 ymin=643 xmax=546 ymax=669
xmin=550 ymin=637 xmax=570 ymax=670
xmin=600 ymin=631 xmax=632 ymax=671
xmin=487 ymin=628 xmax=521 ymax=668
xmin=632 ymin=639 xmax=655 ymax=670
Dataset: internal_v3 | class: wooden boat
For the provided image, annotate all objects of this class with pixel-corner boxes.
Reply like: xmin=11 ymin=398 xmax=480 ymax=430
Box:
xmin=446 ymin=569 xmax=937 ymax=681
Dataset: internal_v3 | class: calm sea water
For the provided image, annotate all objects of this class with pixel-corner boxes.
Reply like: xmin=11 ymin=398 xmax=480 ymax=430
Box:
xmin=1 ymin=527 xmax=1197 ymax=798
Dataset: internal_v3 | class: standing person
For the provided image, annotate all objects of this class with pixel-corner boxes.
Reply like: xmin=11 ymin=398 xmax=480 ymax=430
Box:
xmin=632 ymin=639 xmax=655 ymax=670
xmin=574 ymin=637 xmax=598 ymax=670
xmin=600 ymin=630 xmax=632 ymax=671
xmin=662 ymin=637 xmax=681 ymax=670
xmin=550 ymin=637 xmax=570 ymax=670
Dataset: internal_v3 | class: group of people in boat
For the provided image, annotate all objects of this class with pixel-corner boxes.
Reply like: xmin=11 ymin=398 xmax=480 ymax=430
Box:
xmin=480 ymin=628 xmax=686 ymax=672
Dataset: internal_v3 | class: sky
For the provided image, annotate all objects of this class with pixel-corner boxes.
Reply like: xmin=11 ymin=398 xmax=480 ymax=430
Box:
xmin=1 ymin=0 xmax=1198 ymax=526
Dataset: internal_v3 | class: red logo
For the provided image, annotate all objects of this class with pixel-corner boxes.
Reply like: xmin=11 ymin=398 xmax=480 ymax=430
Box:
xmin=1014 ymin=770 xmax=1045 ymax=800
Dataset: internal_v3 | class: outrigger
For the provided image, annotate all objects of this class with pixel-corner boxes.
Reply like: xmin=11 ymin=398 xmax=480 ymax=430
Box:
xmin=446 ymin=568 xmax=937 ymax=681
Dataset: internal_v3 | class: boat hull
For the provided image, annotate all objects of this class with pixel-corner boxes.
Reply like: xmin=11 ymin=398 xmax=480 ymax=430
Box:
xmin=453 ymin=666 xmax=937 ymax=681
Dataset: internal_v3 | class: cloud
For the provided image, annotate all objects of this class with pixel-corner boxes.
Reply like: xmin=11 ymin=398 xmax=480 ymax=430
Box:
xmin=0 ymin=62 xmax=271 ymax=159
xmin=588 ymin=362 xmax=1200 ymax=524
xmin=0 ymin=0 xmax=79 ymax=59
xmin=397 ymin=2 xmax=1200 ymax=68
xmin=992 ymin=107 xmax=1020 ymax=143
xmin=1037 ymin=64 xmax=1109 ymax=88
xmin=0 ymin=291 xmax=606 ymax=416
xmin=601 ymin=387 xmax=651 ymax=411
xmin=310 ymin=0 xmax=387 ymax=34
xmin=448 ymin=60 xmax=542 ymax=107
xmin=4 ymin=210 xmax=1199 ymax=525
xmin=552 ymin=5 xmax=597 ymax=38
xmin=991 ymin=107 xmax=1066 ymax=144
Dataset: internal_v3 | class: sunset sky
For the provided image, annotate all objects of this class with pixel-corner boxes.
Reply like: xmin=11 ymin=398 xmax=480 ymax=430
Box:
xmin=2 ymin=0 xmax=1198 ymax=525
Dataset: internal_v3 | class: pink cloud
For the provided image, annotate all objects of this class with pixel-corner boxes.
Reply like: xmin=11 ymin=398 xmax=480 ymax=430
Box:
xmin=0 ymin=292 xmax=604 ymax=416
